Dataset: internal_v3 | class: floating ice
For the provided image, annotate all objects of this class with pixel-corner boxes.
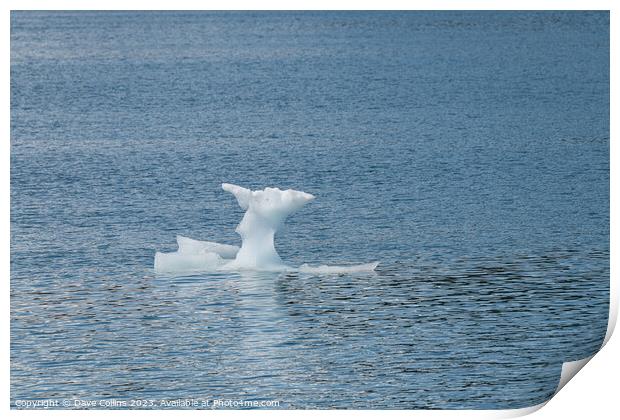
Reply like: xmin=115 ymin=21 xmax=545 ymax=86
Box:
xmin=176 ymin=235 xmax=239 ymax=259
xmin=298 ymin=262 xmax=379 ymax=274
xmin=154 ymin=183 xmax=378 ymax=274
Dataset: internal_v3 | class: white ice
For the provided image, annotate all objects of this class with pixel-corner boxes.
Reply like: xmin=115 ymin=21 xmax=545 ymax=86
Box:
xmin=176 ymin=235 xmax=239 ymax=259
xmin=154 ymin=183 xmax=378 ymax=275
xmin=298 ymin=262 xmax=379 ymax=274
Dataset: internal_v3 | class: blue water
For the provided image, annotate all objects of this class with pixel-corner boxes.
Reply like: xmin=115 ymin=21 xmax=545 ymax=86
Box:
xmin=11 ymin=11 xmax=609 ymax=409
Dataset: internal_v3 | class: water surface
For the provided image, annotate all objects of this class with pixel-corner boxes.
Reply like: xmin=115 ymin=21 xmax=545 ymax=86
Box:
xmin=11 ymin=11 xmax=609 ymax=409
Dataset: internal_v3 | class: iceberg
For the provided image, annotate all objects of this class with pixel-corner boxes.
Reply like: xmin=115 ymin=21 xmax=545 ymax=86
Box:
xmin=154 ymin=183 xmax=378 ymax=274
xmin=176 ymin=235 xmax=239 ymax=259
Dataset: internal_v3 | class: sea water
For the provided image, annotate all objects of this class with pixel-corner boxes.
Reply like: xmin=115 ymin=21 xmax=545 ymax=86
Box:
xmin=11 ymin=11 xmax=609 ymax=409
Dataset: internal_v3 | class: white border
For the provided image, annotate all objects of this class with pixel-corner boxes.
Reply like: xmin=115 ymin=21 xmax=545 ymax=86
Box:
xmin=3 ymin=1 xmax=617 ymax=419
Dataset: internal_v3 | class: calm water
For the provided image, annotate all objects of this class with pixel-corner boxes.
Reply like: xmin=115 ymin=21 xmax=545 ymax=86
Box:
xmin=11 ymin=11 xmax=609 ymax=409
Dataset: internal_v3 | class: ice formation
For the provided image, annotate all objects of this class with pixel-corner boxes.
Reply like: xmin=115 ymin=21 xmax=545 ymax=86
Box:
xmin=154 ymin=183 xmax=378 ymax=274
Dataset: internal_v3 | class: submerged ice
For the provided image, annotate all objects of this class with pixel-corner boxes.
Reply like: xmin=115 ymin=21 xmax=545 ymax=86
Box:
xmin=154 ymin=183 xmax=378 ymax=274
